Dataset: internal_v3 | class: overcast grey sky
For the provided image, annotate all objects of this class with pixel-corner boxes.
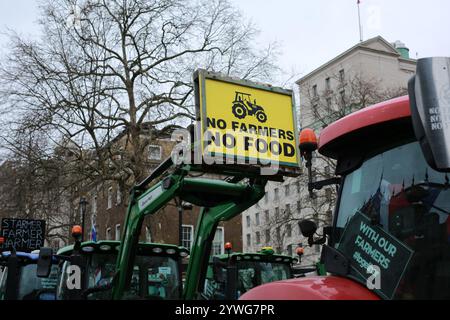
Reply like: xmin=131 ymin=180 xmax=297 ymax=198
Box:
xmin=0 ymin=0 xmax=449 ymax=83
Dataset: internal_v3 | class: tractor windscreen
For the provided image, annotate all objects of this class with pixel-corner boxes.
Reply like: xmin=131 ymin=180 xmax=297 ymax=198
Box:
xmin=204 ymin=259 xmax=292 ymax=299
xmin=335 ymin=140 xmax=450 ymax=299
xmin=18 ymin=264 xmax=59 ymax=300
xmin=237 ymin=261 xmax=292 ymax=295
xmin=58 ymin=253 xmax=180 ymax=300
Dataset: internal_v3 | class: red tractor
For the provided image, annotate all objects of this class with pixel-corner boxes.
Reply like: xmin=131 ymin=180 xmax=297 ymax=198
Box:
xmin=241 ymin=57 xmax=450 ymax=300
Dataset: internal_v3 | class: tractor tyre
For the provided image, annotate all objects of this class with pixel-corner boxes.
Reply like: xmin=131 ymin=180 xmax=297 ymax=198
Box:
xmin=232 ymin=103 xmax=247 ymax=119
xmin=255 ymin=110 xmax=267 ymax=123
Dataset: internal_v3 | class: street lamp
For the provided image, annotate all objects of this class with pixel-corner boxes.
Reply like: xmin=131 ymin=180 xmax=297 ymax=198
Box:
xmin=79 ymin=197 xmax=88 ymax=242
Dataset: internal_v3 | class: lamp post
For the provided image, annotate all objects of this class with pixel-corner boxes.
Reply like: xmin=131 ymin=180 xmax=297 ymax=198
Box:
xmin=79 ymin=197 xmax=88 ymax=242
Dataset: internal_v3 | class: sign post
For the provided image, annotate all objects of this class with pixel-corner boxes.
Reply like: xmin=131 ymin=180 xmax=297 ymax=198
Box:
xmin=194 ymin=70 xmax=301 ymax=176
xmin=0 ymin=218 xmax=46 ymax=252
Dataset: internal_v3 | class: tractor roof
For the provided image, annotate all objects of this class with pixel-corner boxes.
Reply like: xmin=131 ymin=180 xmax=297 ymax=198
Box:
xmin=57 ymin=240 xmax=189 ymax=257
xmin=212 ymin=252 xmax=296 ymax=264
xmin=318 ymin=95 xmax=413 ymax=159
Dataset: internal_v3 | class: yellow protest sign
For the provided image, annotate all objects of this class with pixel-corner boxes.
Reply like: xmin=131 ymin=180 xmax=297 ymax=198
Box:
xmin=194 ymin=70 xmax=300 ymax=171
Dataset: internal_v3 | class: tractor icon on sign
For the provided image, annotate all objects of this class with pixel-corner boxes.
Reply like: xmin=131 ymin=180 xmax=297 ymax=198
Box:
xmin=232 ymin=92 xmax=268 ymax=123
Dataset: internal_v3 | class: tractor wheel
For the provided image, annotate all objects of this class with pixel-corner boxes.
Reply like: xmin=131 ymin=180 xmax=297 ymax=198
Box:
xmin=255 ymin=110 xmax=267 ymax=123
xmin=232 ymin=103 xmax=247 ymax=119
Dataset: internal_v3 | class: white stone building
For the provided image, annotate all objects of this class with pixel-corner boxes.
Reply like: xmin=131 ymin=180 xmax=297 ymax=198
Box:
xmin=242 ymin=36 xmax=417 ymax=266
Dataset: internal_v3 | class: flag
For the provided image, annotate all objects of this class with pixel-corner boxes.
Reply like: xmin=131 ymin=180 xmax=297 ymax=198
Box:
xmin=91 ymin=222 xmax=97 ymax=242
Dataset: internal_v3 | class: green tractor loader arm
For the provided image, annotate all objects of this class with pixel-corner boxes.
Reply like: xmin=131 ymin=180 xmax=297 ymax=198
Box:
xmin=112 ymin=157 xmax=268 ymax=300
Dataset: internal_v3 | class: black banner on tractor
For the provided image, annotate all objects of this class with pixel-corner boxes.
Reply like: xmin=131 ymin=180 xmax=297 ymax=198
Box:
xmin=337 ymin=212 xmax=414 ymax=300
xmin=0 ymin=218 xmax=46 ymax=252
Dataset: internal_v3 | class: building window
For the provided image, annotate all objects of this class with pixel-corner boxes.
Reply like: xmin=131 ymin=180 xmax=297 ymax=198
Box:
xmin=325 ymin=77 xmax=331 ymax=91
xmin=340 ymin=90 xmax=346 ymax=106
xmin=107 ymin=187 xmax=113 ymax=209
xmin=339 ymin=69 xmax=345 ymax=82
xmin=297 ymin=200 xmax=301 ymax=212
xmin=287 ymin=244 xmax=293 ymax=257
xmin=116 ymin=187 xmax=122 ymax=205
xmin=295 ymin=181 xmax=300 ymax=194
xmin=115 ymin=224 xmax=121 ymax=241
xmin=148 ymin=145 xmax=162 ymax=160
xmin=92 ymin=195 xmax=97 ymax=215
xmin=275 ymin=207 xmax=280 ymax=221
xmin=285 ymin=204 xmax=291 ymax=215
xmin=286 ymin=224 xmax=292 ymax=238
xmin=276 ymin=227 xmax=281 ymax=241
xmin=326 ymin=97 xmax=332 ymax=109
xmin=285 ymin=184 xmax=290 ymax=196
xmin=315 ymin=244 xmax=321 ymax=253
xmin=246 ymin=234 xmax=251 ymax=247
xmin=265 ymin=229 xmax=271 ymax=243
xmin=106 ymin=227 xmax=112 ymax=240
xmin=326 ymin=188 xmax=332 ymax=202
xmin=255 ymin=212 xmax=260 ymax=226
xmin=256 ymin=231 xmax=261 ymax=244
xmin=264 ymin=210 xmax=270 ymax=223
xmin=312 ymin=104 xmax=318 ymax=115
xmin=326 ymin=210 xmax=333 ymax=225
xmin=211 ymin=227 xmax=224 ymax=255
xmin=274 ymin=188 xmax=279 ymax=200
xmin=182 ymin=225 xmax=194 ymax=249
xmin=312 ymin=85 xmax=318 ymax=97
xmin=145 ymin=226 xmax=152 ymax=242
xmin=246 ymin=215 xmax=251 ymax=228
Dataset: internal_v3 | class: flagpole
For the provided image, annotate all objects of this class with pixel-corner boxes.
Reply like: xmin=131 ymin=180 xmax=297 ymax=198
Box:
xmin=358 ymin=0 xmax=363 ymax=42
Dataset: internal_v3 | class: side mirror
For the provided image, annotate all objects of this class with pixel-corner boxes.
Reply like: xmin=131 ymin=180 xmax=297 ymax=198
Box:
xmin=409 ymin=57 xmax=450 ymax=172
xmin=212 ymin=257 xmax=227 ymax=283
xmin=37 ymin=247 xmax=53 ymax=278
xmin=299 ymin=220 xmax=317 ymax=238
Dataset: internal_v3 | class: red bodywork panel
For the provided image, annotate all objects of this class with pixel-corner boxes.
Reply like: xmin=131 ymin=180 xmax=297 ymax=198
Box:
xmin=318 ymin=96 xmax=411 ymax=154
xmin=239 ymin=276 xmax=380 ymax=300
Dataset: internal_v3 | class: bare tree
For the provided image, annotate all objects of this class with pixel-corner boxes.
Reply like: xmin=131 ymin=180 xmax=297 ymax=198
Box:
xmin=0 ymin=0 xmax=280 ymax=191
xmin=301 ymin=72 xmax=408 ymax=130
xmin=0 ymin=126 xmax=80 ymax=245
xmin=0 ymin=0 xmax=282 ymax=239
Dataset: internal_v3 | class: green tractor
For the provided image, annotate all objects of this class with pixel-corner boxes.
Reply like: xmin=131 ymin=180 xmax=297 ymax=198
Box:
xmin=55 ymin=239 xmax=188 ymax=300
xmin=203 ymin=246 xmax=297 ymax=300
xmin=232 ymin=92 xmax=267 ymax=123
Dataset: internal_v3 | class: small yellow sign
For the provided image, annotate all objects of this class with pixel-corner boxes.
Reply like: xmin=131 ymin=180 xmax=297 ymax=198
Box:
xmin=195 ymin=70 xmax=300 ymax=169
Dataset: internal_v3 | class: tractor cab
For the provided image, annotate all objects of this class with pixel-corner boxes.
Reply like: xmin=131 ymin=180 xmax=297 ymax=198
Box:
xmin=56 ymin=240 xmax=188 ymax=300
xmin=0 ymin=250 xmax=59 ymax=300
xmin=203 ymin=246 xmax=296 ymax=299
xmin=241 ymin=57 xmax=450 ymax=300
